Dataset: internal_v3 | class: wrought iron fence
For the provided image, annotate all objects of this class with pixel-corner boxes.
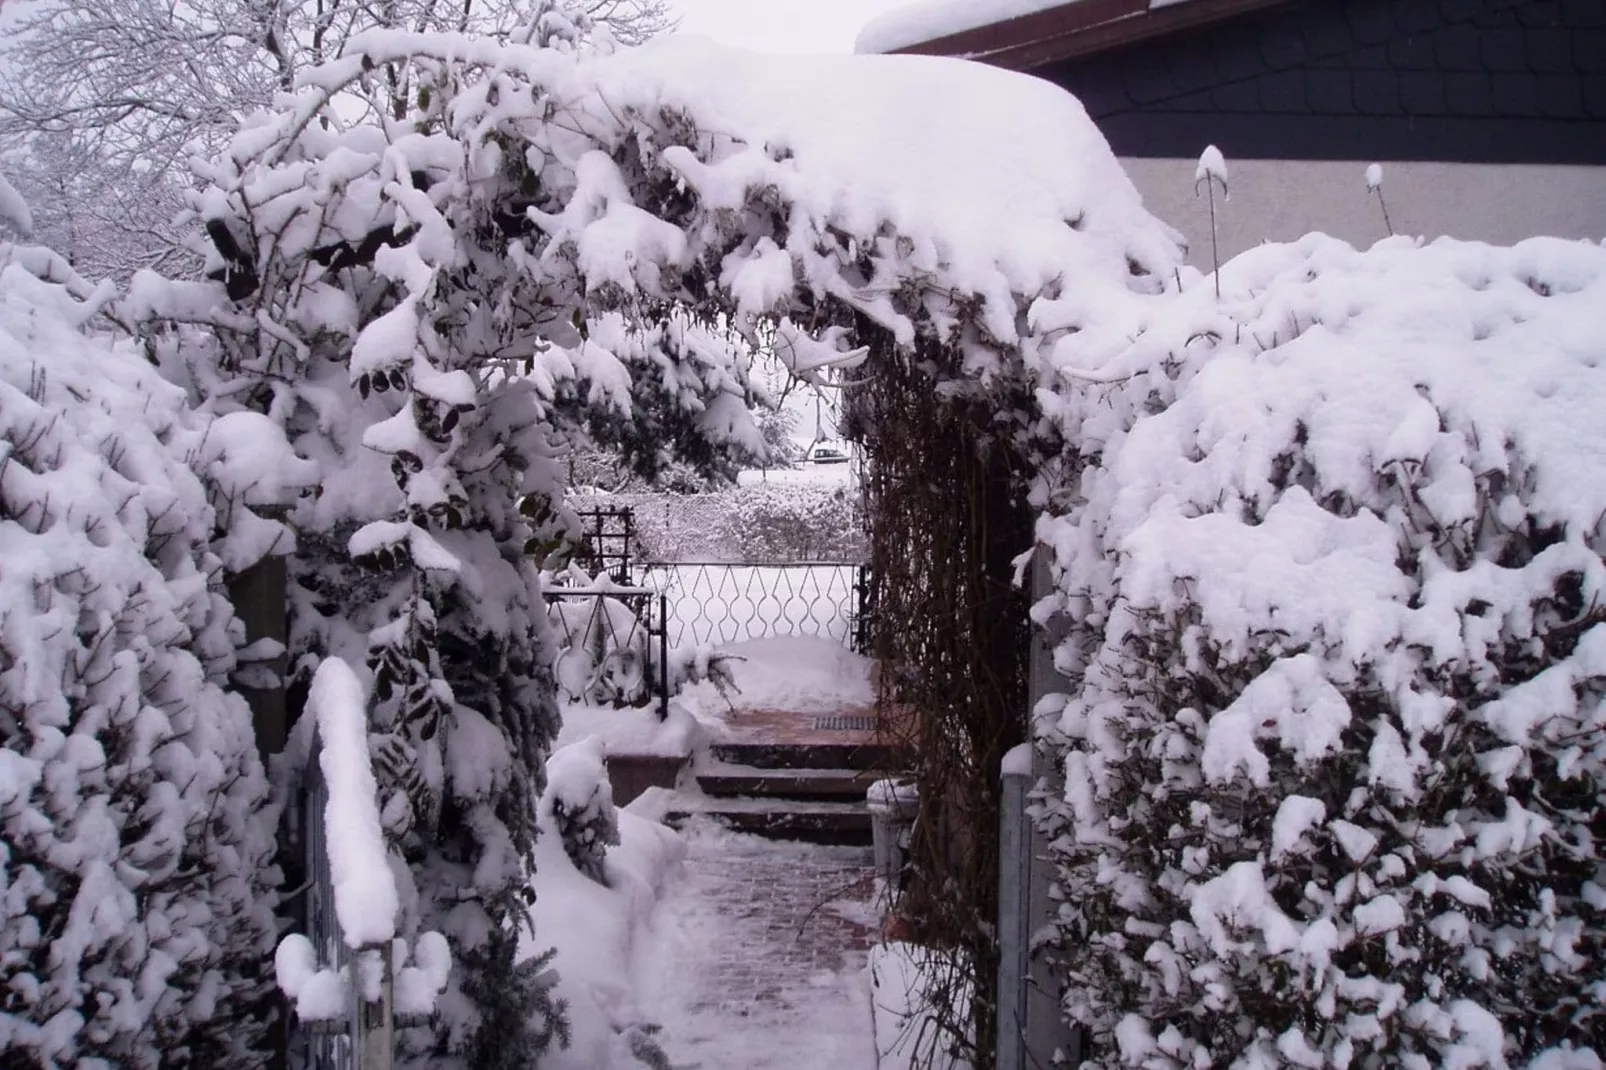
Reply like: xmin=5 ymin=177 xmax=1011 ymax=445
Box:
xmin=301 ymin=745 xmax=356 ymax=1070
xmin=636 ymin=561 xmax=865 ymax=649
xmin=544 ymin=585 xmax=670 ymax=718
xmin=570 ymin=506 xmax=635 ymax=582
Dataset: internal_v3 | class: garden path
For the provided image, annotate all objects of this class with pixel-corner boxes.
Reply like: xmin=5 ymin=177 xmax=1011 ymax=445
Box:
xmin=632 ymin=822 xmax=882 ymax=1069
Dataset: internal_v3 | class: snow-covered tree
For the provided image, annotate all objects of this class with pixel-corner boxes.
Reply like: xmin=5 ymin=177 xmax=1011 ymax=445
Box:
xmin=1034 ymin=234 xmax=1606 ymax=1067
xmin=0 ymin=0 xmax=675 ymax=280
xmin=0 ymin=233 xmax=295 ymax=1066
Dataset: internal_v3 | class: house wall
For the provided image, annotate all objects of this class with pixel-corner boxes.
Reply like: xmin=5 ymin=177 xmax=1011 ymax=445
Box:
xmin=1020 ymin=0 xmax=1606 ymax=260
xmin=1122 ymin=156 xmax=1606 ymax=265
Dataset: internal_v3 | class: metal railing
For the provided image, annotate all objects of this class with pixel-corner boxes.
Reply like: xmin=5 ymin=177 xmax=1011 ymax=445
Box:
xmin=544 ymin=585 xmax=670 ymax=718
xmin=570 ymin=506 xmax=635 ymax=583
xmin=302 ymin=746 xmax=356 ymax=1070
xmin=636 ymin=561 xmax=864 ymax=649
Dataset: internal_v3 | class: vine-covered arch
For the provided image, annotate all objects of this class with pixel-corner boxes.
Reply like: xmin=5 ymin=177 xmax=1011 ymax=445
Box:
xmin=128 ymin=27 xmax=1180 ymax=1068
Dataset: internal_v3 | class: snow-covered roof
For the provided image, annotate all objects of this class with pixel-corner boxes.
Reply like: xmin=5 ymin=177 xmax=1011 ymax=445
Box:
xmin=858 ymin=0 xmax=1085 ymax=54
xmin=855 ymin=0 xmax=1248 ymax=66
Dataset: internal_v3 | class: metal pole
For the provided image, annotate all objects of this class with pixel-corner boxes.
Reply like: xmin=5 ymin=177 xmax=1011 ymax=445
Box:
xmin=1021 ymin=548 xmax=1081 ymax=1068
xmin=658 ymin=594 xmax=669 ymax=721
xmin=354 ymin=942 xmax=394 ymax=1070
xmin=996 ymin=770 xmax=1030 ymax=1070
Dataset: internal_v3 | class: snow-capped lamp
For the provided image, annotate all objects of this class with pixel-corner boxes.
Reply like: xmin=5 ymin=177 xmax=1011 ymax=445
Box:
xmin=273 ymin=658 xmax=453 ymax=1059
xmin=1365 ymin=162 xmax=1395 ymax=237
xmin=1194 ymin=145 xmax=1229 ymax=298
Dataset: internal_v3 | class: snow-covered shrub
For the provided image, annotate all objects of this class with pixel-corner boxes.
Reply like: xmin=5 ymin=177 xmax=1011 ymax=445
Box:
xmin=578 ymin=479 xmax=865 ymax=562
xmin=664 ymin=643 xmax=738 ymax=699
xmin=1035 ymin=234 xmax=1606 ymax=1067
xmin=541 ymin=737 xmax=620 ymax=885
xmin=0 ymin=246 xmax=285 ymax=1066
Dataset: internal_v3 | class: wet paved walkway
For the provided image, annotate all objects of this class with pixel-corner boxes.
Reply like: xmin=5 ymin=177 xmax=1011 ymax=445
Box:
xmin=635 ymin=823 xmax=881 ymax=1069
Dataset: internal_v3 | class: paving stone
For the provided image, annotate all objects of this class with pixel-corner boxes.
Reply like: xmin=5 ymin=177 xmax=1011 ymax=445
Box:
xmin=640 ymin=826 xmax=881 ymax=1069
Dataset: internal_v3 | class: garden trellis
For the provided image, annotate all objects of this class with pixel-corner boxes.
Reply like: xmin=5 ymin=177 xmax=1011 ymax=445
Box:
xmin=111 ymin=23 xmax=1185 ymax=1066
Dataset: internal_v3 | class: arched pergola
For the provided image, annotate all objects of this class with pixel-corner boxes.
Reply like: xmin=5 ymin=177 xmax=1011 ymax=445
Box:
xmin=129 ymin=28 xmax=1180 ymax=1068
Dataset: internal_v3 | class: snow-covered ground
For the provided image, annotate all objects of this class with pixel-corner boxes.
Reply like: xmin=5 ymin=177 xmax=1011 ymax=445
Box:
xmin=555 ymin=635 xmax=874 ymax=756
xmin=677 ymin=635 xmax=876 ymax=722
xmin=527 ymin=798 xmax=687 ymax=1069
xmin=736 ymin=458 xmax=856 ymax=487
xmin=624 ymin=824 xmax=879 ymax=1070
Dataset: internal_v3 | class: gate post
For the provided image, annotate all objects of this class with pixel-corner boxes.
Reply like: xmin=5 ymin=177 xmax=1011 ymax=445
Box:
xmin=228 ymin=554 xmax=289 ymax=759
xmin=998 ymin=547 xmax=1081 ymax=1069
xmin=997 ymin=764 xmax=1030 ymax=1070
xmin=355 ymin=942 xmax=395 ymax=1070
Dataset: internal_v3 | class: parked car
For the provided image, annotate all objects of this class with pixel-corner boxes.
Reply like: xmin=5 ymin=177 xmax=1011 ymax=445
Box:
xmin=806 ymin=441 xmax=851 ymax=464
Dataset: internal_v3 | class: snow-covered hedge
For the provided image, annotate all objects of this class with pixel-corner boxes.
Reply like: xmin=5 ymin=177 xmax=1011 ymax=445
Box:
xmin=0 ymin=249 xmax=284 ymax=1066
xmin=576 ymin=479 xmax=865 ymax=563
xmin=1035 ymin=234 xmax=1606 ymax=1067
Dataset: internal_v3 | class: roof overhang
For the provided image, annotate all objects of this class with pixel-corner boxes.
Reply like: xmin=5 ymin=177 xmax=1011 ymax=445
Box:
xmin=884 ymin=0 xmax=1298 ymax=71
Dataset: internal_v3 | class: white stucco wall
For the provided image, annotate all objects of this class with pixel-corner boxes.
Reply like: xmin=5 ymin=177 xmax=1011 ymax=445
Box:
xmin=1121 ymin=158 xmax=1606 ymax=266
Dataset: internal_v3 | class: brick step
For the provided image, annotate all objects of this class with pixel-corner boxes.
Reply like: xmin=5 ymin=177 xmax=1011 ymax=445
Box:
xmin=664 ymin=796 xmax=874 ymax=846
xmin=696 ymin=767 xmax=889 ymax=802
xmin=709 ymin=740 xmax=909 ymax=772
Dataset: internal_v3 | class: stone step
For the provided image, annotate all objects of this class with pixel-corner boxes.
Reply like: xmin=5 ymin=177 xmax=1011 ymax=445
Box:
xmin=696 ymin=767 xmax=887 ymax=802
xmin=664 ymin=796 xmax=874 ymax=846
xmin=709 ymin=740 xmax=908 ymax=772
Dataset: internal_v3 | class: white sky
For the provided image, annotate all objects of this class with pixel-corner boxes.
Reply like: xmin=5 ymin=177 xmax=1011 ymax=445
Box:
xmin=669 ymin=0 xmax=911 ymax=54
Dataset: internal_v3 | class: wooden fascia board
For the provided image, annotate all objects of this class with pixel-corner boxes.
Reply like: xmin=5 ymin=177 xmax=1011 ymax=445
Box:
xmin=893 ymin=0 xmax=1301 ymax=71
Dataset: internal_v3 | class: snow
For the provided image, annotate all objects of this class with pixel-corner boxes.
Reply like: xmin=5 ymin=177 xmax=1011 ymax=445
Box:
xmin=556 ymin=699 xmax=706 ymax=757
xmin=1366 ymin=162 xmax=1385 ymax=191
xmin=871 ymin=941 xmax=973 ymax=1070
xmin=856 ymin=0 xmax=1085 ymax=54
xmin=0 ymin=171 xmax=32 ymax=236
xmin=274 ymin=934 xmax=347 ymax=1021
xmin=524 ymin=759 xmax=686 ymax=1069
xmin=79 ymin=9 xmax=1605 ymax=1060
xmin=623 ymin=825 xmax=879 ymax=1070
xmin=394 ymin=931 xmax=452 ymax=1016
xmin=1000 ymin=742 xmax=1033 ymax=777
xmin=675 ymin=636 xmax=875 ymax=724
xmin=586 ymin=36 xmax=1178 ymax=337
xmin=1269 ymin=796 xmax=1326 ymax=861
xmin=1195 ymin=144 xmax=1228 ymax=189
xmin=197 ymin=409 xmax=318 ymax=507
xmin=308 ymin=657 xmax=399 ymax=948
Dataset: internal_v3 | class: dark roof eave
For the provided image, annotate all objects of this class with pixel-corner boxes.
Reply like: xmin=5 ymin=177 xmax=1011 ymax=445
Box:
xmin=890 ymin=0 xmax=1300 ymax=71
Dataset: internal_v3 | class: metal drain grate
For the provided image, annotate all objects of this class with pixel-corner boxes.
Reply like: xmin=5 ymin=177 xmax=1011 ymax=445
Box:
xmin=812 ymin=715 xmax=878 ymax=732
